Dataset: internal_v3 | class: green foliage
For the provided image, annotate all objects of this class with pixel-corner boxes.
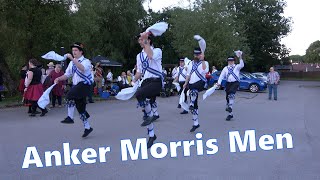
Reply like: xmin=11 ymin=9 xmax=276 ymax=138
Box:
xmin=0 ymin=0 xmax=292 ymax=93
xmin=305 ymin=40 xmax=320 ymax=63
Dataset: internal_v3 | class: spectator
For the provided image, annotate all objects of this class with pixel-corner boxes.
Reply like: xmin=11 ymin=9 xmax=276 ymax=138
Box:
xmin=46 ymin=62 xmax=55 ymax=76
xmin=106 ymin=69 xmax=113 ymax=86
xmin=0 ymin=70 xmax=3 ymax=102
xmin=211 ymin=66 xmax=218 ymax=73
xmin=18 ymin=65 xmax=28 ymax=94
xmin=132 ymin=65 xmax=137 ymax=76
xmin=94 ymin=62 xmax=103 ymax=95
xmin=24 ymin=58 xmax=48 ymax=117
xmin=267 ymin=67 xmax=280 ymax=101
xmin=126 ymin=70 xmax=133 ymax=85
xmin=117 ymin=72 xmax=129 ymax=90
xmin=87 ymin=62 xmax=95 ymax=103
xmin=49 ymin=64 xmax=65 ymax=108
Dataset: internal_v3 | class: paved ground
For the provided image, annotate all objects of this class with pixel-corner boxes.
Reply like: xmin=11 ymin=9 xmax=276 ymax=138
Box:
xmin=0 ymin=80 xmax=319 ymax=180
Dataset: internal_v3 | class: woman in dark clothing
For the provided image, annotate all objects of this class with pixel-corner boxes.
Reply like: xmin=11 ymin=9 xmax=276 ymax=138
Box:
xmin=0 ymin=70 xmax=3 ymax=102
xmin=24 ymin=59 xmax=48 ymax=117
xmin=18 ymin=65 xmax=28 ymax=94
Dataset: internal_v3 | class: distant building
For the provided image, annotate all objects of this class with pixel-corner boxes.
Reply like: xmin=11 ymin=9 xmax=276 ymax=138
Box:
xmin=291 ymin=63 xmax=320 ymax=72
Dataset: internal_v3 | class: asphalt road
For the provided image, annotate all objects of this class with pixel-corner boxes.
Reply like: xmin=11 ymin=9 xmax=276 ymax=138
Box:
xmin=0 ymin=80 xmax=319 ymax=180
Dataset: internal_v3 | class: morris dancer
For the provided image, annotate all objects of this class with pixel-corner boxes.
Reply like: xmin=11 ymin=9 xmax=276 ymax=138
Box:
xmin=55 ymin=42 xmax=94 ymax=137
xmin=132 ymin=33 xmax=163 ymax=148
xmin=217 ymin=53 xmax=244 ymax=121
xmin=183 ymin=48 xmax=209 ymax=132
xmin=175 ymin=58 xmax=188 ymax=114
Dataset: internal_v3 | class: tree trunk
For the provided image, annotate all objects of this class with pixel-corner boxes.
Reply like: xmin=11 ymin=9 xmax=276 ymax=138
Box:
xmin=0 ymin=57 xmax=18 ymax=96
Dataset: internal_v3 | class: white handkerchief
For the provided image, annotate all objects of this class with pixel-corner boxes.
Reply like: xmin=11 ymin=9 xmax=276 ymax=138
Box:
xmin=234 ymin=50 xmax=243 ymax=58
xmin=179 ymin=88 xmax=189 ymax=111
xmin=37 ymin=84 xmax=56 ymax=109
xmin=146 ymin=22 xmax=169 ymax=36
xmin=203 ymin=85 xmax=217 ymax=100
xmin=115 ymin=83 xmax=139 ymax=100
xmin=194 ymin=35 xmax=206 ymax=53
xmin=173 ymin=82 xmax=181 ymax=92
xmin=41 ymin=51 xmax=67 ymax=61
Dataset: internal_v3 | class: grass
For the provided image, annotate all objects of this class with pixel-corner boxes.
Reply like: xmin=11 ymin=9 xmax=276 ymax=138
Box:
xmin=0 ymin=95 xmax=24 ymax=108
xmin=0 ymin=94 xmax=116 ymax=109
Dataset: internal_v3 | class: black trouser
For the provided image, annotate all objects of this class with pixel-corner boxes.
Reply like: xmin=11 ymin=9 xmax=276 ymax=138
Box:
xmin=30 ymin=101 xmax=46 ymax=114
xmin=67 ymin=82 xmax=91 ymax=115
xmin=225 ymin=81 xmax=239 ymax=104
xmin=87 ymin=84 xmax=94 ymax=102
xmin=178 ymin=81 xmax=188 ymax=103
xmin=189 ymin=80 xmax=205 ymax=109
xmin=52 ymin=95 xmax=62 ymax=106
xmin=136 ymin=78 xmax=162 ymax=104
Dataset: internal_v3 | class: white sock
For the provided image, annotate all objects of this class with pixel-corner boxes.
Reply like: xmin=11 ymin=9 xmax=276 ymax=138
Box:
xmin=147 ymin=123 xmax=155 ymax=137
xmin=145 ymin=103 xmax=153 ymax=117
xmin=151 ymin=102 xmax=159 ymax=116
xmin=68 ymin=106 xmax=75 ymax=119
xmin=83 ymin=119 xmax=91 ymax=129
xmin=192 ymin=109 xmax=199 ymax=126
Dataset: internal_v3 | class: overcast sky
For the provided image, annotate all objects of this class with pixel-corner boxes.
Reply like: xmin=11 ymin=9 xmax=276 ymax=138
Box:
xmin=143 ymin=0 xmax=320 ymax=56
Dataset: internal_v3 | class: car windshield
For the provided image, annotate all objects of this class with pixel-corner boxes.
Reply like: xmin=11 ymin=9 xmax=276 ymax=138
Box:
xmin=242 ymin=73 xmax=254 ymax=79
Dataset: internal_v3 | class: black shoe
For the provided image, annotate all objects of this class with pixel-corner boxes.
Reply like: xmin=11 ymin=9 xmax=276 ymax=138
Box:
xmin=61 ymin=116 xmax=74 ymax=124
xmin=225 ymin=107 xmax=232 ymax=113
xmin=82 ymin=127 xmax=93 ymax=137
xmin=189 ymin=105 xmax=194 ymax=111
xmin=29 ymin=113 xmax=36 ymax=117
xmin=180 ymin=110 xmax=188 ymax=114
xmin=274 ymin=98 xmax=277 ymax=101
xmin=226 ymin=115 xmax=233 ymax=121
xmin=190 ymin=124 xmax=200 ymax=132
xmin=143 ymin=115 xmax=148 ymax=121
xmin=141 ymin=116 xmax=153 ymax=126
xmin=268 ymin=98 xmax=271 ymax=100
xmin=40 ymin=109 xmax=48 ymax=117
xmin=88 ymin=101 xmax=94 ymax=103
xmin=177 ymin=104 xmax=181 ymax=109
xmin=29 ymin=110 xmax=40 ymax=114
xmin=147 ymin=135 xmax=157 ymax=149
xmin=152 ymin=115 xmax=160 ymax=122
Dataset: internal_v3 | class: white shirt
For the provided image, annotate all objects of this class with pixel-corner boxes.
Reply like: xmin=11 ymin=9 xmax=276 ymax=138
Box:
xmin=64 ymin=56 xmax=93 ymax=86
xmin=106 ymin=72 xmax=113 ymax=81
xmin=117 ymin=76 xmax=129 ymax=85
xmin=171 ymin=67 xmax=178 ymax=78
xmin=186 ymin=60 xmax=209 ymax=84
xmin=218 ymin=59 xmax=244 ymax=84
xmin=136 ymin=47 xmax=162 ymax=80
xmin=177 ymin=66 xmax=187 ymax=82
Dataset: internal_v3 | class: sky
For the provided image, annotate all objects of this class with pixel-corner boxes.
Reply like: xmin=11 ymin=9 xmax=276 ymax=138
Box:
xmin=143 ymin=0 xmax=320 ymax=56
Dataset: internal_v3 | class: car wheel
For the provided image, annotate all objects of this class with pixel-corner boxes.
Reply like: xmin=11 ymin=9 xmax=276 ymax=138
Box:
xmin=249 ymin=84 xmax=259 ymax=93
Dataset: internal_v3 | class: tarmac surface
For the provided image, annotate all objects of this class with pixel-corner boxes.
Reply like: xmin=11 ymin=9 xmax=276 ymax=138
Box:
xmin=0 ymin=80 xmax=319 ymax=180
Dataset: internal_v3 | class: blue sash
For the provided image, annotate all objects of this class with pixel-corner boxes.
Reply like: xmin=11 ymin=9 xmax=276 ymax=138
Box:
xmin=190 ymin=61 xmax=207 ymax=83
xmin=140 ymin=52 xmax=164 ymax=85
xmin=72 ymin=59 xmax=93 ymax=85
xmin=226 ymin=66 xmax=240 ymax=82
xmin=178 ymin=67 xmax=186 ymax=80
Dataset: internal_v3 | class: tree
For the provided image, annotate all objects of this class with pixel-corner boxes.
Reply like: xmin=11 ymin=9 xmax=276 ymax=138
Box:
xmin=289 ymin=55 xmax=305 ymax=63
xmin=305 ymin=40 xmax=320 ymax=63
xmin=0 ymin=0 xmax=74 ymax=93
xmin=168 ymin=0 xmax=250 ymax=70
xmin=228 ymin=0 xmax=292 ymax=71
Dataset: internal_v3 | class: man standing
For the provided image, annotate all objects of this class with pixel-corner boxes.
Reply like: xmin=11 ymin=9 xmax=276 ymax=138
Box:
xmin=132 ymin=32 xmax=163 ymax=149
xmin=175 ymin=58 xmax=188 ymax=114
xmin=183 ymin=48 xmax=209 ymax=132
xmin=217 ymin=54 xmax=244 ymax=121
xmin=94 ymin=62 xmax=104 ymax=95
xmin=267 ymin=67 xmax=280 ymax=100
xmin=54 ymin=42 xmax=94 ymax=137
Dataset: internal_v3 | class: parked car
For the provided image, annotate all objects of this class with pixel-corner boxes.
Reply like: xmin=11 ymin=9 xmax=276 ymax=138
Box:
xmin=252 ymin=72 xmax=268 ymax=83
xmin=208 ymin=71 xmax=267 ymax=93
